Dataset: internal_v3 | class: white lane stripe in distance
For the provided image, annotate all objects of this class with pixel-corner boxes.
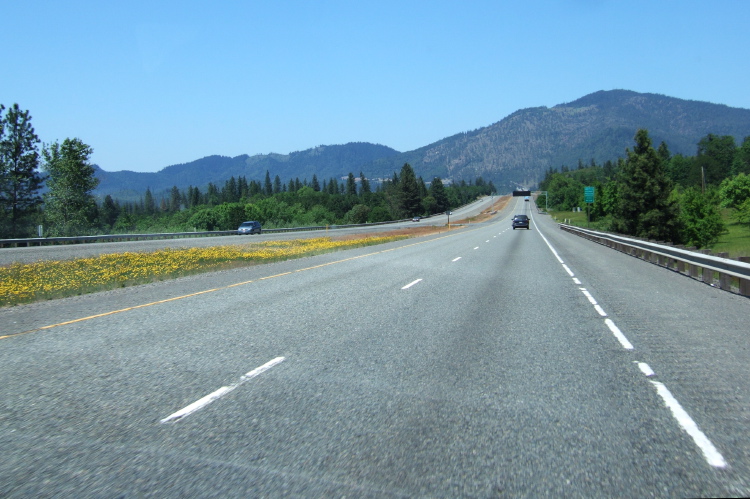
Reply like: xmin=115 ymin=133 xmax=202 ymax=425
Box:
xmin=637 ymin=362 xmax=655 ymax=377
xmin=650 ymin=380 xmax=727 ymax=468
xmin=402 ymin=279 xmax=422 ymax=289
xmin=452 ymin=257 xmax=462 ymax=262
xmin=161 ymin=356 xmax=285 ymax=423
xmin=562 ymin=264 xmax=574 ymax=277
xmin=534 ymin=222 xmax=564 ymax=264
xmin=604 ymin=318 xmax=634 ymax=350
xmin=536 ymin=216 xmax=726 ymax=469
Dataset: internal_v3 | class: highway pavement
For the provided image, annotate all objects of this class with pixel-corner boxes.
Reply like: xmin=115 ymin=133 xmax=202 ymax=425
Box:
xmin=1 ymin=197 xmax=749 ymax=496
xmin=0 ymin=197 xmax=495 ymax=266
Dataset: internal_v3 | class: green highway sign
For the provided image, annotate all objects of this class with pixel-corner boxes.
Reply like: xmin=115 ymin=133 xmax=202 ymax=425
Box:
xmin=584 ymin=186 xmax=595 ymax=204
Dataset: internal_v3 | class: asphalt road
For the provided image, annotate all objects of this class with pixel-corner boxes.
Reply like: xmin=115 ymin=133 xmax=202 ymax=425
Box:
xmin=0 ymin=197 xmax=496 ymax=266
xmin=1 ymin=197 xmax=749 ymax=497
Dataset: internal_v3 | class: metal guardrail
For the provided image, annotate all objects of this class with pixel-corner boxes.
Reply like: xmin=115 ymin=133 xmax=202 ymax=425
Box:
xmin=0 ymin=219 xmax=416 ymax=248
xmin=0 ymin=197 xmax=492 ymax=249
xmin=559 ymin=224 xmax=750 ymax=297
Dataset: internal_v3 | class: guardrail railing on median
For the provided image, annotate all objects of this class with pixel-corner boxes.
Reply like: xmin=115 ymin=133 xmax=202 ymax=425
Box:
xmin=559 ymin=224 xmax=750 ymax=297
xmin=0 ymin=219 xmax=416 ymax=249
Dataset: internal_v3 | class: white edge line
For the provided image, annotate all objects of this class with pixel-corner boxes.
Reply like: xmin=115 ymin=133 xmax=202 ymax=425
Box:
xmin=161 ymin=357 xmax=285 ymax=423
xmin=402 ymin=279 xmax=423 ymax=289
xmin=604 ymin=318 xmax=634 ymax=350
xmin=650 ymin=380 xmax=727 ymax=468
xmin=594 ymin=304 xmax=608 ymax=317
xmin=534 ymin=223 xmax=564 ymax=264
xmin=580 ymin=289 xmax=597 ymax=305
xmin=562 ymin=264 xmax=574 ymax=277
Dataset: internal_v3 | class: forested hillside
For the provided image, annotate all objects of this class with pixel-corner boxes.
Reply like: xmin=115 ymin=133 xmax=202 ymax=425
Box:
xmin=362 ymin=90 xmax=750 ymax=191
xmin=93 ymin=90 xmax=750 ymax=199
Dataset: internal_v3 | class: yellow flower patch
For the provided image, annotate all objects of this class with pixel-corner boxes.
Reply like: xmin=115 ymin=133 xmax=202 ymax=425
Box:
xmin=0 ymin=235 xmax=404 ymax=306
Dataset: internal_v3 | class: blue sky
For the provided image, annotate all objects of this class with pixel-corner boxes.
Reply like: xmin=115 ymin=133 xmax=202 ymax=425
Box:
xmin=3 ymin=1 xmax=749 ymax=173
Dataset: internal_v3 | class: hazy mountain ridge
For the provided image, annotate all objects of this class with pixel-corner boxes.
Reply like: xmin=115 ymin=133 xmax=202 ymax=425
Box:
xmin=94 ymin=90 xmax=750 ymax=198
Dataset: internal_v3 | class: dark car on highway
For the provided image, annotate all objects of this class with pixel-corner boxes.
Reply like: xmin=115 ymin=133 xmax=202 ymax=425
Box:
xmin=512 ymin=214 xmax=530 ymax=230
xmin=237 ymin=220 xmax=262 ymax=235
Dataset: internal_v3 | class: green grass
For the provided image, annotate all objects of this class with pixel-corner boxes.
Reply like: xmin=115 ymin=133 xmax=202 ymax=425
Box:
xmin=711 ymin=220 xmax=750 ymax=259
xmin=547 ymin=209 xmax=750 ymax=258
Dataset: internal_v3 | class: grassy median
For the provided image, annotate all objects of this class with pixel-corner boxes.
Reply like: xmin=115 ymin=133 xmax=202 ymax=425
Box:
xmin=0 ymin=234 xmax=415 ymax=307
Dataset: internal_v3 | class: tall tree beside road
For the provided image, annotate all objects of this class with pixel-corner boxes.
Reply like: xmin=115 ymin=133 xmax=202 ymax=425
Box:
xmin=42 ymin=138 xmax=99 ymax=236
xmin=0 ymin=104 xmax=45 ymax=238
xmin=614 ymin=129 xmax=682 ymax=242
xmin=732 ymin=136 xmax=750 ymax=176
xmin=430 ymin=177 xmax=449 ymax=213
xmin=346 ymin=172 xmax=357 ymax=196
xmin=359 ymin=171 xmax=371 ymax=195
xmin=695 ymin=134 xmax=736 ymax=187
xmin=398 ymin=163 xmax=422 ymax=217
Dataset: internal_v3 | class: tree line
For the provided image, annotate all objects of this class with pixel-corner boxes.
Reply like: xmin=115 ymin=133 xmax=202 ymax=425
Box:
xmin=0 ymin=103 xmax=496 ymax=238
xmin=538 ymin=129 xmax=750 ymax=248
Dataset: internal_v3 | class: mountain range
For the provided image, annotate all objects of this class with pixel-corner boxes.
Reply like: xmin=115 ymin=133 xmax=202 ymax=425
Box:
xmin=93 ymin=90 xmax=750 ymax=200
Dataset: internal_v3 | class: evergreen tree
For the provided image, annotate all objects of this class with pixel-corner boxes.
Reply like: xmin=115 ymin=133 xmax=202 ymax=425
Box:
xmin=312 ymin=174 xmax=320 ymax=192
xmin=398 ymin=163 xmax=422 ymax=217
xmin=238 ymin=176 xmax=249 ymax=199
xmin=613 ymin=129 xmax=681 ymax=241
xmin=264 ymin=170 xmax=273 ymax=196
xmin=732 ymin=136 xmax=750 ymax=176
xmin=42 ymin=138 xmax=99 ymax=236
xmin=169 ymin=186 xmax=181 ymax=212
xmin=206 ymin=183 xmax=219 ymax=206
xmin=346 ymin=172 xmax=357 ymax=196
xmin=273 ymin=174 xmax=282 ymax=194
xmin=100 ymin=194 xmax=119 ymax=229
xmin=359 ymin=171 xmax=371 ymax=195
xmin=695 ymin=134 xmax=736 ymax=187
xmin=0 ymin=104 xmax=45 ymax=237
xmin=144 ymin=188 xmax=157 ymax=215
xmin=430 ymin=177 xmax=449 ymax=212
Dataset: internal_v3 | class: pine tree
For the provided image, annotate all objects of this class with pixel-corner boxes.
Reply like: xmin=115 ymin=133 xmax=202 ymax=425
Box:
xmin=359 ymin=171 xmax=371 ymax=195
xmin=0 ymin=104 xmax=45 ymax=237
xmin=346 ymin=172 xmax=357 ymax=196
xmin=614 ymin=129 xmax=681 ymax=241
xmin=430 ymin=177 xmax=449 ymax=212
xmin=264 ymin=170 xmax=273 ymax=196
xmin=398 ymin=163 xmax=422 ymax=217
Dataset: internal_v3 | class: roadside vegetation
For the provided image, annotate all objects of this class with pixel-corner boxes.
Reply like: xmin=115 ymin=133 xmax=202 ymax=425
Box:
xmin=0 ymin=232 xmax=422 ymax=307
xmin=0 ymin=102 xmax=496 ymax=239
xmin=538 ymin=129 xmax=750 ymax=257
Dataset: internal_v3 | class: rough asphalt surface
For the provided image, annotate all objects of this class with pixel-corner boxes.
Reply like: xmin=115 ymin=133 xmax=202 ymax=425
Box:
xmin=1 ymin=197 xmax=749 ymax=497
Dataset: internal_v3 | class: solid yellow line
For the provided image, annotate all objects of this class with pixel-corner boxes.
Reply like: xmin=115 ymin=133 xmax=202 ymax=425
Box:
xmin=1 ymin=226 xmax=482 ymax=341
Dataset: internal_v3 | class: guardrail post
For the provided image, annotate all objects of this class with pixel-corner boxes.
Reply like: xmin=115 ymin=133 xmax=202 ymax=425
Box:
xmin=716 ymin=253 xmax=732 ymax=290
xmin=740 ymin=257 xmax=750 ymax=297
xmin=675 ymin=246 xmax=686 ymax=273
xmin=700 ymin=249 xmax=714 ymax=285
xmin=685 ymin=248 xmax=699 ymax=278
